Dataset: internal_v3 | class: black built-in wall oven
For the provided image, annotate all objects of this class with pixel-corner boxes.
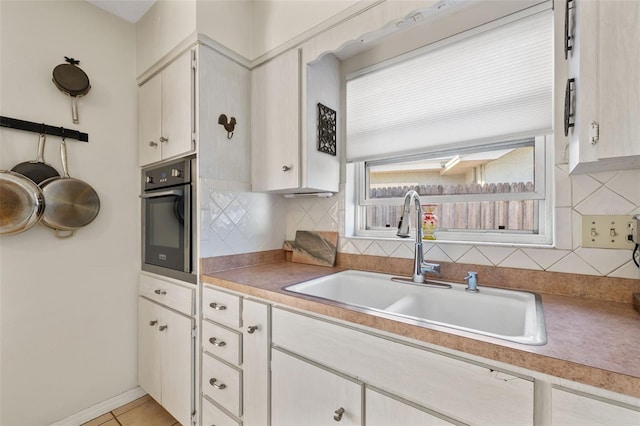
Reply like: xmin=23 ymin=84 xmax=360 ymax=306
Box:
xmin=141 ymin=156 xmax=196 ymax=283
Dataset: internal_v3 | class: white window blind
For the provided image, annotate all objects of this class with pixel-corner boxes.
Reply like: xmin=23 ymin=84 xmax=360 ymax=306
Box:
xmin=346 ymin=10 xmax=553 ymax=162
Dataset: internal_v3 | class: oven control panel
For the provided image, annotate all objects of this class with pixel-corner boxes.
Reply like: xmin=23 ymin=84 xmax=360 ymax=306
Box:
xmin=143 ymin=157 xmax=192 ymax=191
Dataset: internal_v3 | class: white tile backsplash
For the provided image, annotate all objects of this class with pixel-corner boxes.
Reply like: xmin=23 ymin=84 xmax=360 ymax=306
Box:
xmin=200 ymin=168 xmax=640 ymax=279
xmin=199 ymin=178 xmax=286 ymax=258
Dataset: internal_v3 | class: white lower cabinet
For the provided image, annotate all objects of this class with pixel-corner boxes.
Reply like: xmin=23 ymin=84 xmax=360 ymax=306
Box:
xmin=242 ymin=299 xmax=270 ymax=426
xmin=551 ymin=388 xmax=640 ymax=426
xmin=272 ymin=348 xmax=363 ymax=426
xmin=138 ymin=296 xmax=194 ymax=426
xmin=202 ymin=395 xmax=241 ymax=426
xmin=200 ymin=287 xmax=270 ymax=426
xmin=366 ymin=388 xmax=457 ymax=426
xmin=272 ymin=307 xmax=532 ymax=426
xmin=202 ymin=353 xmax=242 ymax=417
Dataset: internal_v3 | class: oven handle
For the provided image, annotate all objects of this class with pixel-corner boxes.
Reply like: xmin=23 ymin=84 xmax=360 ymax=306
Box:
xmin=140 ymin=189 xmax=183 ymax=199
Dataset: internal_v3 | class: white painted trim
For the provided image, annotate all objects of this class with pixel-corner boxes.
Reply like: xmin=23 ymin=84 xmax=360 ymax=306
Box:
xmin=48 ymin=387 xmax=147 ymax=426
xmin=136 ymin=32 xmax=252 ymax=85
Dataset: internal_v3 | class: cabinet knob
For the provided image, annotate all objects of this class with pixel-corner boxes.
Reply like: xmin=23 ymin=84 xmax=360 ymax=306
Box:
xmin=209 ymin=378 xmax=226 ymax=390
xmin=209 ymin=302 xmax=227 ymax=311
xmin=247 ymin=325 xmax=259 ymax=334
xmin=159 ymin=136 xmax=169 ymax=143
xmin=209 ymin=337 xmax=226 ymax=347
xmin=148 ymin=141 xmax=158 ymax=147
xmin=282 ymin=165 xmax=291 ymax=172
xmin=154 ymin=289 xmax=167 ymax=295
xmin=333 ymin=407 xmax=345 ymax=422
xmin=149 ymin=320 xmax=158 ymax=326
xmin=159 ymin=325 xmax=168 ymax=331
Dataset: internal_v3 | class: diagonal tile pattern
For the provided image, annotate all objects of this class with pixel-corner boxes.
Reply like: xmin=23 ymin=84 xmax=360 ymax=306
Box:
xmin=201 ymin=170 xmax=640 ymax=280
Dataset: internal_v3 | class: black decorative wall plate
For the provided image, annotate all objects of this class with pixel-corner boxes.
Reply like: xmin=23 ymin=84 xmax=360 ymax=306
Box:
xmin=317 ymin=103 xmax=336 ymax=156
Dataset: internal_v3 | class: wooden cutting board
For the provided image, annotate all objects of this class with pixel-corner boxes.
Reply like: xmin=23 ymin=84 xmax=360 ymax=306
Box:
xmin=291 ymin=231 xmax=338 ymax=267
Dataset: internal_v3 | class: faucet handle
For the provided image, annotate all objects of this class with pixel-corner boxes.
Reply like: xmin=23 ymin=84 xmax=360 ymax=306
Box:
xmin=464 ymin=271 xmax=479 ymax=293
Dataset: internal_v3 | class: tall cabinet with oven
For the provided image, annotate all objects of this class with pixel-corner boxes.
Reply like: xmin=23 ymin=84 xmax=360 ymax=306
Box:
xmin=136 ymin=37 xmax=251 ymax=425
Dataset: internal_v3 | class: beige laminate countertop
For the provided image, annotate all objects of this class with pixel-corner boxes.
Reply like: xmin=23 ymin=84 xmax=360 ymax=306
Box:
xmin=201 ymin=261 xmax=640 ymax=399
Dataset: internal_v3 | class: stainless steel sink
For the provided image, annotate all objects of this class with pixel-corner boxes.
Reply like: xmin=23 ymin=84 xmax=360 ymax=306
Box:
xmin=284 ymin=270 xmax=547 ymax=345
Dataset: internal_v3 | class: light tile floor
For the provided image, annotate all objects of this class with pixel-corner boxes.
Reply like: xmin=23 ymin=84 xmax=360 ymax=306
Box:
xmin=81 ymin=395 xmax=180 ymax=426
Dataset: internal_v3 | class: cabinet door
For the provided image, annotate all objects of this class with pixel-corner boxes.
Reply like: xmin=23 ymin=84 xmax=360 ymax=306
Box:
xmin=138 ymin=75 xmax=162 ymax=166
xmin=272 ymin=349 xmax=362 ymax=426
xmin=596 ymin=0 xmax=640 ymax=160
xmin=242 ymin=299 xmax=270 ymax=426
xmin=366 ymin=388 xmax=456 ymax=426
xmin=251 ymin=48 xmax=301 ymax=192
xmin=161 ymin=50 xmax=195 ymax=161
xmin=552 ymin=388 xmax=640 ymax=426
xmin=158 ymin=305 xmax=194 ymax=426
xmin=138 ymin=297 xmax=162 ymax=403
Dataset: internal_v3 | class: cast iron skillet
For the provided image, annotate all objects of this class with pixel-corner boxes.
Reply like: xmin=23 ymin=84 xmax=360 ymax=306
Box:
xmin=10 ymin=132 xmax=60 ymax=184
xmin=52 ymin=57 xmax=91 ymax=124
xmin=40 ymin=139 xmax=100 ymax=238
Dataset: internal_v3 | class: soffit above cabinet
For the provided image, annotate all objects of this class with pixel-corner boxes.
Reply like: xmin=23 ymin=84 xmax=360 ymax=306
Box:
xmin=86 ymin=0 xmax=156 ymax=23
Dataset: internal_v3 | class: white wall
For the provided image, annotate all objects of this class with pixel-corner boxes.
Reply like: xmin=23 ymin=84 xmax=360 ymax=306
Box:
xmin=0 ymin=1 xmax=139 ymax=424
xmin=135 ymin=0 xmax=197 ymax=76
xmin=251 ymin=0 xmax=360 ymax=59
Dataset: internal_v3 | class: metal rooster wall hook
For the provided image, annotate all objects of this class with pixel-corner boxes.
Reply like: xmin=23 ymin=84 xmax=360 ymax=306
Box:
xmin=218 ymin=114 xmax=237 ymax=139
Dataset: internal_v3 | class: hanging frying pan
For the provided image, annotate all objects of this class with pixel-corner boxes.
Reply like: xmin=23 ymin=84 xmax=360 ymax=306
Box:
xmin=0 ymin=169 xmax=45 ymax=235
xmin=52 ymin=57 xmax=91 ymax=124
xmin=40 ymin=138 xmax=100 ymax=238
xmin=10 ymin=132 xmax=60 ymax=184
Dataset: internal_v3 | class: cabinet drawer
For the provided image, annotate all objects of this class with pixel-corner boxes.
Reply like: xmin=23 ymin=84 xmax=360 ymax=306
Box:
xmin=139 ymin=274 xmax=194 ymax=315
xmin=202 ymin=396 xmax=241 ymax=426
xmin=552 ymin=388 xmax=640 ymax=426
xmin=202 ymin=319 xmax=242 ymax=366
xmin=203 ymin=286 xmax=241 ymax=328
xmin=273 ymin=307 xmax=533 ymax=426
xmin=202 ymin=353 xmax=242 ymax=417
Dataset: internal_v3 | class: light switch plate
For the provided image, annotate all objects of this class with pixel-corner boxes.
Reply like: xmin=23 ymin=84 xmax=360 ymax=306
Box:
xmin=581 ymin=215 xmax=636 ymax=249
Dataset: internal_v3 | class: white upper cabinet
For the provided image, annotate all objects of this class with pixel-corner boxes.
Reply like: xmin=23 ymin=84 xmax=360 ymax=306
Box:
xmin=251 ymin=48 xmax=340 ymax=193
xmin=138 ymin=50 xmax=195 ymax=166
xmin=567 ymin=0 xmax=640 ymax=173
xmin=251 ymin=48 xmax=301 ymax=192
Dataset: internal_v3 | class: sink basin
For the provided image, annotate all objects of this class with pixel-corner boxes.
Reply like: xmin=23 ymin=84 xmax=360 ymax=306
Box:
xmin=284 ymin=270 xmax=547 ymax=345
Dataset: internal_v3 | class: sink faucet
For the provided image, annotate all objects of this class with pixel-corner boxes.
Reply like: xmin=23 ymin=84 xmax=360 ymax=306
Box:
xmin=396 ymin=190 xmax=441 ymax=283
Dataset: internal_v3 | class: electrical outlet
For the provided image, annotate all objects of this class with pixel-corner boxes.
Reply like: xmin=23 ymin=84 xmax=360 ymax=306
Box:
xmin=581 ymin=215 xmax=636 ymax=249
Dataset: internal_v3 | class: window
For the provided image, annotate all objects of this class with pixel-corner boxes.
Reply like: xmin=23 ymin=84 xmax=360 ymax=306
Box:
xmin=345 ymin=5 xmax=554 ymax=245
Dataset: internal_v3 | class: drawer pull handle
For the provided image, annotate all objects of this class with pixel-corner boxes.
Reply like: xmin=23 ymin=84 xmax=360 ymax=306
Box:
xmin=247 ymin=325 xmax=259 ymax=334
xmin=154 ymin=289 xmax=166 ymax=295
xmin=159 ymin=325 xmax=168 ymax=331
xmin=333 ymin=407 xmax=345 ymax=422
xmin=149 ymin=140 xmax=157 ymax=147
xmin=209 ymin=337 xmax=226 ymax=347
xmin=209 ymin=378 xmax=226 ymax=390
xmin=149 ymin=320 xmax=158 ymax=326
xmin=160 ymin=136 xmax=169 ymax=143
xmin=209 ymin=303 xmax=227 ymax=311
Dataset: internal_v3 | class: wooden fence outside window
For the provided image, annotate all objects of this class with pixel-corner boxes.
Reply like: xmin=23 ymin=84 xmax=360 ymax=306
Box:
xmin=367 ymin=182 xmax=536 ymax=232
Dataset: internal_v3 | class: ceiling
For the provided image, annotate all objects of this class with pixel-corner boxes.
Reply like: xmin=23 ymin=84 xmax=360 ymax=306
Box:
xmin=86 ymin=0 xmax=156 ymax=23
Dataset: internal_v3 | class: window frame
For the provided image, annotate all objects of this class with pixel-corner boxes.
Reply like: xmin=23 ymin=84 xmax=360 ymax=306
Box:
xmin=350 ymin=135 xmax=554 ymax=246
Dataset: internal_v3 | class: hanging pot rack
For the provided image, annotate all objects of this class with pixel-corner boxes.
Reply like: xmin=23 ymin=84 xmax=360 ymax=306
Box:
xmin=0 ymin=115 xmax=89 ymax=142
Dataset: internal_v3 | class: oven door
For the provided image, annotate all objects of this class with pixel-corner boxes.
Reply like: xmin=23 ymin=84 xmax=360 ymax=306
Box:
xmin=141 ymin=184 xmax=190 ymax=274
